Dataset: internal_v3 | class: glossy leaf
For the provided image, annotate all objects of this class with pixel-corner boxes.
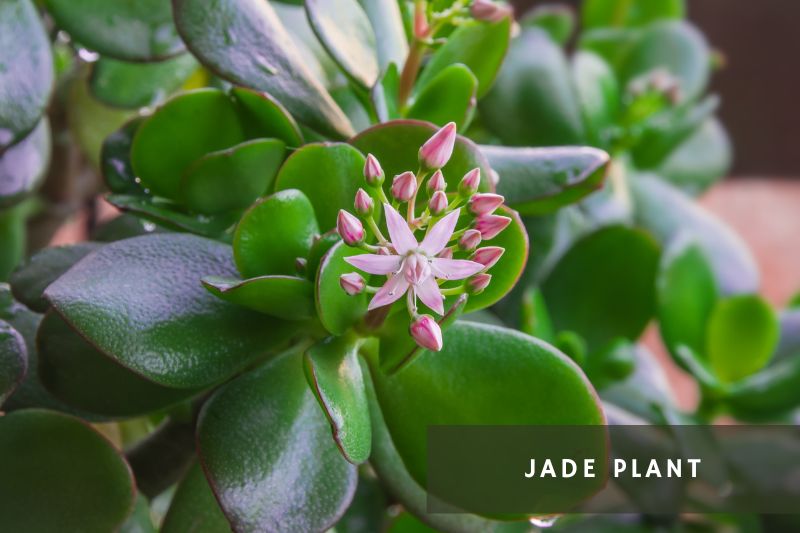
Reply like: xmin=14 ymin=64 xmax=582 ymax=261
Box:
xmin=0 ymin=409 xmax=135 ymax=532
xmin=181 ymin=138 xmax=286 ymax=215
xmin=304 ymin=335 xmax=371 ymax=464
xmin=0 ymin=119 xmax=51 ymax=208
xmin=120 ymin=494 xmax=156 ymax=533
xmin=198 ymin=347 xmax=357 ymax=532
xmin=572 ymin=51 xmax=620 ymax=148
xmin=372 ymin=63 xmax=401 ymax=123
xmin=162 ymin=462 xmax=232 ymax=533
xmin=484 ymin=145 xmax=609 ymax=215
xmin=44 ymin=233 xmax=296 ymax=389
xmin=231 ymin=87 xmax=304 ymax=148
xmin=541 ymin=225 xmax=661 ymax=355
xmin=233 ymin=189 xmax=319 ymax=277
xmin=582 ymin=0 xmax=685 ymax=29
xmin=707 ymin=295 xmax=779 ymax=384
xmin=725 ymin=355 xmax=800 ymax=421
xmin=316 ymin=241 xmax=369 ymax=335
xmin=406 ymin=64 xmax=478 ymax=129
xmin=0 ymin=319 xmax=27 ymax=405
xmin=202 ymin=275 xmax=314 ymax=320
xmin=102 ymin=117 xmax=145 ymax=195
xmin=274 ymin=143 xmax=367 ymax=230
xmin=0 ymin=0 xmax=53 ymax=150
xmin=306 ymin=0 xmax=379 ymax=89
xmin=107 ymin=195 xmax=240 ymax=238
xmin=173 ymin=0 xmax=354 ymax=139
xmin=357 ymin=0 xmax=408 ymax=70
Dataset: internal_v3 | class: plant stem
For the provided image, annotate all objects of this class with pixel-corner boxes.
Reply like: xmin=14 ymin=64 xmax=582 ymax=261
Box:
xmin=398 ymin=39 xmax=426 ymax=107
xmin=407 ymin=168 xmax=429 ymax=225
xmin=366 ymin=217 xmax=389 ymax=246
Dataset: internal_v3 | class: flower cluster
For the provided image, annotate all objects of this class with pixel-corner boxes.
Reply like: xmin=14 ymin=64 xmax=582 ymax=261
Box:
xmin=336 ymin=123 xmax=510 ymax=351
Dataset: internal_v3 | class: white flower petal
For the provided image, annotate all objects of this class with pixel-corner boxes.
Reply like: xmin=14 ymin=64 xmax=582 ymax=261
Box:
xmin=420 ymin=209 xmax=460 ymax=255
xmin=431 ymin=258 xmax=484 ymax=281
xmin=384 ymin=203 xmax=418 ymax=255
xmin=368 ymin=274 xmax=410 ymax=310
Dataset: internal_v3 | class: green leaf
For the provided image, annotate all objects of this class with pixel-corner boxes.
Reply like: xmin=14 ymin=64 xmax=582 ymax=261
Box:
xmin=406 ymin=64 xmax=478 ymax=130
xmin=316 ymin=241 xmax=369 ymax=335
xmin=304 ymin=335 xmax=371 ymax=464
xmin=571 ymin=51 xmax=620 ymax=148
xmin=119 ymin=494 xmax=156 ymax=533
xmin=0 ymin=0 xmax=53 ymax=150
xmin=0 ymin=119 xmax=51 ymax=208
xmin=0 ymin=409 xmax=135 ymax=532
xmin=480 ymin=27 xmax=585 ymax=146
xmin=369 ymin=322 xmax=605 ymax=508
xmin=37 ymin=312 xmax=201 ymax=417
xmin=0 ymin=204 xmax=28 ymax=281
xmin=541 ymin=225 xmax=661 ymax=355
xmin=106 ymin=194 xmax=240 ymax=238
xmin=416 ymin=18 xmax=511 ymax=99
xmin=43 ymin=0 xmax=184 ymax=61
xmin=90 ymin=54 xmax=199 ymax=109
xmin=582 ymin=0 xmax=685 ymax=29
xmin=707 ymin=295 xmax=779 ymax=384
xmin=44 ymin=233 xmax=297 ymax=389
xmin=202 ymin=275 xmax=314 ymax=320
xmin=357 ymin=0 xmax=409 ymax=70
xmin=181 ymin=138 xmax=287 ymax=215
xmin=102 ymin=117 xmax=145 ymax=195
xmin=306 ymin=0 xmax=379 ymax=89
xmin=372 ymin=63 xmax=401 ymax=123
xmin=274 ymin=143 xmax=367 ymax=230
xmin=0 ymin=319 xmax=27 ymax=406
xmin=162 ymin=462 xmax=232 ymax=533
xmin=484 ymin=145 xmax=609 ymax=215
xmin=198 ymin=347 xmax=357 ymax=532
xmin=521 ymin=4 xmax=576 ymax=45
xmin=233 ymin=189 xmax=320 ymax=277
xmin=231 ymin=87 xmax=304 ymax=148
xmin=173 ymin=0 xmax=354 ymax=139
xmin=725 ymin=355 xmax=800 ymax=421
xmin=578 ymin=27 xmax=641 ymax=73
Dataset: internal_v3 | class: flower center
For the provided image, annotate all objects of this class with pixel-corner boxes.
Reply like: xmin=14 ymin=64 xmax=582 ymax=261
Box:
xmin=402 ymin=252 xmax=431 ymax=286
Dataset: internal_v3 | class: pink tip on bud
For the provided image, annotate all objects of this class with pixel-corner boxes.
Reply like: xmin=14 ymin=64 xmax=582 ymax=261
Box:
xmin=438 ymin=247 xmax=454 ymax=259
xmin=470 ymin=0 xmax=512 ymax=22
xmin=413 ymin=1 xmax=431 ymax=39
xmin=427 ymin=169 xmax=446 ymax=192
xmin=340 ymin=272 xmax=365 ymax=296
xmin=471 ymin=246 xmax=505 ymax=269
xmin=428 ymin=190 xmax=448 ymax=215
xmin=459 ymin=168 xmax=481 ymax=196
xmin=459 ymin=229 xmax=482 ymax=251
xmin=475 ymin=214 xmax=511 ymax=240
xmin=391 ymin=171 xmax=417 ymax=202
xmin=419 ymin=122 xmax=457 ymax=170
xmin=354 ymin=188 xmax=374 ymax=215
xmin=337 ymin=210 xmax=364 ymax=246
xmin=467 ymin=273 xmax=492 ymax=295
xmin=469 ymin=193 xmax=505 ymax=216
xmin=364 ymin=154 xmax=384 ymax=186
xmin=410 ymin=314 xmax=443 ymax=352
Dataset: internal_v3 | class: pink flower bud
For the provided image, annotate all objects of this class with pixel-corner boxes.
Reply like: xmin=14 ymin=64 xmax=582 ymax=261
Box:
xmin=471 ymin=246 xmax=505 ymax=269
xmin=470 ymin=0 xmax=512 ymax=22
xmin=428 ymin=190 xmax=448 ymax=215
xmin=475 ymin=214 xmax=511 ymax=239
xmin=391 ymin=171 xmax=417 ymax=201
xmin=459 ymin=229 xmax=482 ymax=251
xmin=459 ymin=168 xmax=481 ymax=196
xmin=427 ymin=169 xmax=446 ymax=192
xmin=337 ymin=210 xmax=364 ymax=246
xmin=413 ymin=1 xmax=431 ymax=39
xmin=410 ymin=314 xmax=443 ymax=352
xmin=467 ymin=273 xmax=492 ymax=295
xmin=354 ymin=188 xmax=374 ymax=215
xmin=437 ymin=247 xmax=453 ymax=259
xmin=364 ymin=154 xmax=384 ymax=186
xmin=340 ymin=272 xmax=365 ymax=295
xmin=419 ymin=122 xmax=457 ymax=170
xmin=469 ymin=193 xmax=505 ymax=216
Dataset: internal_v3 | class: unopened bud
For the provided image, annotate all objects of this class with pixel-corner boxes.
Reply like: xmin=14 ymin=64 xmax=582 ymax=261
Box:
xmin=337 ymin=210 xmax=365 ymax=246
xmin=414 ymin=1 xmax=431 ymax=39
xmin=474 ymin=214 xmax=511 ymax=239
xmin=471 ymin=246 xmax=505 ymax=269
xmin=438 ymin=247 xmax=454 ymax=260
xmin=419 ymin=122 xmax=457 ymax=170
xmin=364 ymin=154 xmax=384 ymax=185
xmin=469 ymin=193 xmax=505 ymax=216
xmin=459 ymin=229 xmax=482 ymax=251
xmin=429 ymin=190 xmax=448 ymax=215
xmin=340 ymin=272 xmax=365 ymax=296
xmin=354 ymin=188 xmax=374 ymax=215
xmin=458 ymin=168 xmax=481 ymax=196
xmin=427 ymin=169 xmax=446 ymax=192
xmin=471 ymin=0 xmax=512 ymax=23
xmin=391 ymin=171 xmax=417 ymax=201
xmin=467 ymin=273 xmax=492 ymax=294
xmin=410 ymin=314 xmax=443 ymax=352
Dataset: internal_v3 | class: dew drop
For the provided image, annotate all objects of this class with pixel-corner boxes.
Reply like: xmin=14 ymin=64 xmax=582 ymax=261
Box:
xmin=529 ymin=515 xmax=560 ymax=529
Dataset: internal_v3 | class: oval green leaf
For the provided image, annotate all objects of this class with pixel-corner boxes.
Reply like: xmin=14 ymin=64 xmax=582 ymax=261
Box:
xmin=202 ymin=275 xmax=314 ymax=320
xmin=106 ymin=194 xmax=240 ymax=238
xmin=406 ymin=64 xmax=478 ymax=130
xmin=231 ymin=87 xmax=304 ymax=148
xmin=357 ymin=0 xmax=408 ymax=70
xmin=571 ymin=51 xmax=619 ymax=148
xmin=0 ymin=319 xmax=27 ymax=406
xmin=0 ymin=119 xmax=51 ymax=209
xmin=725 ymin=355 xmax=800 ymax=421
xmin=162 ymin=462 xmax=232 ymax=533
xmin=316 ymin=241 xmax=369 ymax=335
xmin=102 ymin=117 xmax=145 ymax=195
xmin=582 ymin=0 xmax=685 ymax=29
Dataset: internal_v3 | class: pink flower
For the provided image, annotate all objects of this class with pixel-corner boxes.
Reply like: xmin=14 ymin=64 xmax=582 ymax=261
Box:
xmin=429 ymin=190 xmax=448 ymax=215
xmin=459 ymin=229 xmax=482 ymax=251
xmin=471 ymin=246 xmax=505 ymax=269
xmin=419 ymin=122 xmax=457 ymax=170
xmin=427 ymin=170 xmax=446 ymax=192
xmin=469 ymin=193 xmax=504 ymax=216
xmin=410 ymin=315 xmax=443 ymax=352
xmin=475 ymin=214 xmax=511 ymax=239
xmin=471 ymin=0 xmax=512 ymax=22
xmin=467 ymin=273 xmax=492 ymax=294
xmin=340 ymin=273 xmax=365 ymax=295
xmin=392 ymin=171 xmax=416 ymax=201
xmin=337 ymin=210 xmax=364 ymax=245
xmin=459 ymin=168 xmax=481 ymax=196
xmin=345 ymin=204 xmax=483 ymax=315
xmin=438 ymin=247 xmax=453 ymax=259
xmin=354 ymin=188 xmax=373 ymax=215
xmin=364 ymin=154 xmax=384 ymax=185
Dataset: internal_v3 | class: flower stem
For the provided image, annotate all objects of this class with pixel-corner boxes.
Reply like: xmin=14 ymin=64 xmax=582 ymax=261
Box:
xmin=366 ymin=217 xmax=389 ymax=246
xmin=398 ymin=39 xmax=426 ymax=107
xmin=440 ymin=285 xmax=465 ymax=296
xmin=358 ymin=242 xmax=382 ymax=253
xmin=448 ymin=227 xmax=467 ymax=242
xmin=406 ymin=168 xmax=429 ymax=225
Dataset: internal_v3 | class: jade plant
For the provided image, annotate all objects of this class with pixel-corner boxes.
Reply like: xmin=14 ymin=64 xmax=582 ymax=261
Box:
xmin=0 ymin=0 xmax=798 ymax=531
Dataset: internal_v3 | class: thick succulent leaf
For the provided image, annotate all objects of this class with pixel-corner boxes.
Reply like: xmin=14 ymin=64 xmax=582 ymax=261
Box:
xmin=90 ymin=55 xmax=199 ymax=109
xmin=372 ymin=63 xmax=401 ymax=123
xmin=0 ymin=319 xmax=27 ymax=406
xmin=197 ymin=347 xmax=357 ymax=532
xmin=37 ymin=312 xmax=201 ymax=417
xmin=0 ymin=119 xmax=51 ymax=209
xmin=0 ymin=206 xmax=27 ymax=281
xmin=181 ymin=138 xmax=287 ymax=215
xmin=274 ymin=143 xmax=368 ymax=230
xmin=582 ymin=0 xmax=685 ymax=29
xmin=119 ymin=494 xmax=156 ymax=533
xmin=725 ymin=355 xmax=800 ymax=421
xmin=357 ymin=0 xmax=408 ymax=70
xmin=0 ymin=409 xmax=135 ymax=532
xmin=406 ymin=64 xmax=478 ymax=129
xmin=202 ymin=275 xmax=314 ymax=320
xmin=571 ymin=51 xmax=619 ymax=148
xmin=370 ymin=321 xmax=605 ymax=511
xmin=480 ymin=27 xmax=585 ymax=146
xmin=707 ymin=295 xmax=779 ymax=384
xmin=541 ymin=225 xmax=661 ymax=355
xmin=44 ymin=0 xmax=184 ymax=61
xmin=0 ymin=0 xmax=53 ymax=150
xmin=521 ymin=4 xmax=576 ymax=45
xmin=102 ymin=117 xmax=145 ymax=195
xmin=173 ymin=0 xmax=354 ymax=139
xmin=162 ymin=462 xmax=232 ymax=533
xmin=306 ymin=0 xmax=379 ymax=89
xmin=316 ymin=242 xmax=369 ymax=335
xmin=578 ymin=27 xmax=641 ymax=73
xmin=631 ymin=175 xmax=759 ymax=295
xmin=44 ymin=233 xmax=297 ymax=389
xmin=416 ymin=18 xmax=511 ymax=99
xmin=231 ymin=87 xmax=304 ymax=148
xmin=106 ymin=195 xmax=240 ymax=238
xmin=233 ymin=189 xmax=319 ymax=278
xmin=484 ymin=145 xmax=609 ymax=215
xmin=304 ymin=335 xmax=371 ymax=464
